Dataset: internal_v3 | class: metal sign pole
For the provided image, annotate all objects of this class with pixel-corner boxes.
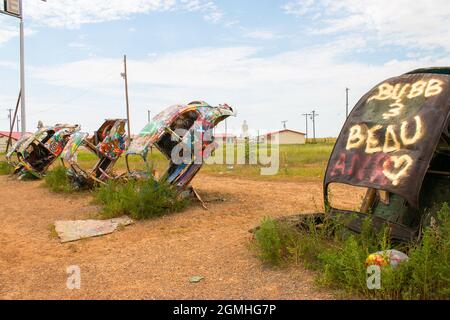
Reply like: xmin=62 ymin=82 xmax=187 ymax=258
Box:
xmin=19 ymin=0 xmax=26 ymax=134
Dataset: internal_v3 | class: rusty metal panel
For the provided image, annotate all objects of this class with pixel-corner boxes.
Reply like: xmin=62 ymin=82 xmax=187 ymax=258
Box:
xmin=325 ymin=72 xmax=450 ymax=207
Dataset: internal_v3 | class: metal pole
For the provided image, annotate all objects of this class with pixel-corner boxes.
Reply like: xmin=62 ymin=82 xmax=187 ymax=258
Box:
xmin=147 ymin=110 xmax=151 ymax=122
xmin=19 ymin=0 xmax=26 ymax=134
xmin=123 ymin=55 xmax=131 ymax=145
xmin=346 ymin=87 xmax=349 ymax=119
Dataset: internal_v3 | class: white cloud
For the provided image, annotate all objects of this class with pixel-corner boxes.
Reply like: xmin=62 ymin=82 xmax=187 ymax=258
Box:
xmin=243 ymin=29 xmax=282 ymax=40
xmin=283 ymin=0 xmax=450 ymax=51
xmin=0 ymin=27 xmax=17 ymax=45
xmin=28 ymin=44 xmax=450 ymax=136
xmin=0 ymin=15 xmax=36 ymax=45
xmin=0 ymin=16 xmax=18 ymax=45
xmin=24 ymin=0 xmax=223 ymax=28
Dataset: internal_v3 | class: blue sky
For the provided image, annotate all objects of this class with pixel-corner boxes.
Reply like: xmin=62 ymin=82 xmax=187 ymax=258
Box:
xmin=0 ymin=0 xmax=449 ymax=136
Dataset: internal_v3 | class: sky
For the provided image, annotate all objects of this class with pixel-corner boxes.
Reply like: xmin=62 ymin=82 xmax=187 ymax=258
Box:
xmin=0 ymin=0 xmax=449 ymax=137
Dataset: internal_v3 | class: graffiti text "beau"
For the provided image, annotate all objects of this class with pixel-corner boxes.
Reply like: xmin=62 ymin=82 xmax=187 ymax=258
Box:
xmin=346 ymin=116 xmax=423 ymax=154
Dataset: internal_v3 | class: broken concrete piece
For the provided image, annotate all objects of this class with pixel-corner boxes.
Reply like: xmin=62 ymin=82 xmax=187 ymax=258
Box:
xmin=189 ymin=276 xmax=204 ymax=283
xmin=54 ymin=216 xmax=133 ymax=243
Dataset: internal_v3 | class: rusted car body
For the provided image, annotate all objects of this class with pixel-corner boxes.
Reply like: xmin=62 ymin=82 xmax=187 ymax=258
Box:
xmin=299 ymin=68 xmax=450 ymax=242
xmin=126 ymin=101 xmax=235 ymax=191
xmin=61 ymin=119 xmax=127 ymax=188
xmin=6 ymin=124 xmax=80 ymax=179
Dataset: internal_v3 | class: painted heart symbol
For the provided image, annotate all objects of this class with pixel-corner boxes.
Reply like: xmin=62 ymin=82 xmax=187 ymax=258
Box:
xmin=382 ymin=154 xmax=413 ymax=186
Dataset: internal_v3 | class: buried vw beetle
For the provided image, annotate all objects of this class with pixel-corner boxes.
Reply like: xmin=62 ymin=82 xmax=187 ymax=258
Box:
xmin=6 ymin=124 xmax=80 ymax=179
xmin=126 ymin=101 xmax=235 ymax=192
xmin=60 ymin=119 xmax=127 ymax=188
xmin=290 ymin=68 xmax=450 ymax=242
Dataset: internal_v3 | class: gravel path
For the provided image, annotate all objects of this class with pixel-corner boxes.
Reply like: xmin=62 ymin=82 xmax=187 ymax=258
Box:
xmin=0 ymin=174 xmax=341 ymax=300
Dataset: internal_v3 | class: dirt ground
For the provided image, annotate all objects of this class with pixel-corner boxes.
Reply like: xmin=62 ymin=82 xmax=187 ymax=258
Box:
xmin=0 ymin=174 xmax=354 ymax=300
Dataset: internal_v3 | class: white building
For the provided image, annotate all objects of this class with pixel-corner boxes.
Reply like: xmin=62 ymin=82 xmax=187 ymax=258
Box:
xmin=258 ymin=129 xmax=306 ymax=145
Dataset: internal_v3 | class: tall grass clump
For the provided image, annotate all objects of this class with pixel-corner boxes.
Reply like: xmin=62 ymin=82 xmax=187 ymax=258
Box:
xmin=0 ymin=161 xmax=12 ymax=175
xmin=43 ymin=166 xmax=74 ymax=193
xmin=93 ymin=179 xmax=189 ymax=220
xmin=253 ymin=203 xmax=450 ymax=299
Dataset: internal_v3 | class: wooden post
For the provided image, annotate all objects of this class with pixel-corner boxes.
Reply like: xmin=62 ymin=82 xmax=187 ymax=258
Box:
xmin=123 ymin=55 xmax=131 ymax=146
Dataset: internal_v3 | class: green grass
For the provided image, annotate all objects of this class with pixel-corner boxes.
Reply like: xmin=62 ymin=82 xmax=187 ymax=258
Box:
xmin=92 ymin=179 xmax=190 ymax=220
xmin=43 ymin=166 xmax=76 ymax=193
xmin=42 ymin=142 xmax=334 ymax=182
xmin=200 ymin=143 xmax=334 ymax=181
xmin=253 ymin=203 xmax=450 ymax=299
xmin=5 ymin=141 xmax=335 ymax=182
xmin=0 ymin=161 xmax=13 ymax=175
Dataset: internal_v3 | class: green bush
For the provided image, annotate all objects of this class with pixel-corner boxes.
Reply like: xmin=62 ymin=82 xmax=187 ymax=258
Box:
xmin=93 ymin=179 xmax=189 ymax=220
xmin=253 ymin=203 xmax=450 ymax=299
xmin=254 ymin=218 xmax=290 ymax=265
xmin=400 ymin=203 xmax=450 ymax=299
xmin=43 ymin=166 xmax=74 ymax=193
xmin=0 ymin=161 xmax=12 ymax=175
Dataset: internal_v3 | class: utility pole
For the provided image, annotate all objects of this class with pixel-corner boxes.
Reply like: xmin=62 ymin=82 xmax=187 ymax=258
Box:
xmin=147 ymin=110 xmax=151 ymax=122
xmin=17 ymin=117 xmax=20 ymax=132
xmin=121 ymin=55 xmax=131 ymax=145
xmin=281 ymin=120 xmax=288 ymax=129
xmin=6 ymin=91 xmax=21 ymax=153
xmin=7 ymin=108 xmax=13 ymax=130
xmin=346 ymin=87 xmax=350 ymax=119
xmin=301 ymin=113 xmax=311 ymax=143
xmin=310 ymin=110 xmax=319 ymax=143
xmin=19 ymin=0 xmax=26 ymax=134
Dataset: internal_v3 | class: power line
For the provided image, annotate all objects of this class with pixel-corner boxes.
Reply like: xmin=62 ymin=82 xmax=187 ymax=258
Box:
xmin=27 ymin=68 xmax=119 ymax=117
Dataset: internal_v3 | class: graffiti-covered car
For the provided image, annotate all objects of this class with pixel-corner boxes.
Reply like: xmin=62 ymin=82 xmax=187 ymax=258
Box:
xmin=126 ymin=101 xmax=235 ymax=191
xmin=6 ymin=124 xmax=80 ymax=179
xmin=287 ymin=68 xmax=450 ymax=242
xmin=61 ymin=119 xmax=127 ymax=188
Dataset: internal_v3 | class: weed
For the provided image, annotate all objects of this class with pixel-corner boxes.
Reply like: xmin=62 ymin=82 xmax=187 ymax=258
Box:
xmin=43 ymin=166 xmax=74 ymax=193
xmin=0 ymin=161 xmax=12 ymax=175
xmin=252 ymin=203 xmax=450 ymax=299
xmin=48 ymin=224 xmax=58 ymax=239
xmin=93 ymin=179 xmax=190 ymax=220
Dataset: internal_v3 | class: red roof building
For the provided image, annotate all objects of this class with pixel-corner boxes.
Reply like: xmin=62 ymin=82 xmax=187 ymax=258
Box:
xmin=0 ymin=131 xmax=24 ymax=152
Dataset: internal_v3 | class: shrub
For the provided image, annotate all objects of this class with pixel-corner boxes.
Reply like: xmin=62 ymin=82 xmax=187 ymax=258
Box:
xmin=254 ymin=218 xmax=289 ymax=265
xmin=93 ymin=179 xmax=189 ymax=220
xmin=0 ymin=161 xmax=12 ymax=175
xmin=400 ymin=203 xmax=450 ymax=299
xmin=43 ymin=166 xmax=74 ymax=193
xmin=252 ymin=203 xmax=450 ymax=299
